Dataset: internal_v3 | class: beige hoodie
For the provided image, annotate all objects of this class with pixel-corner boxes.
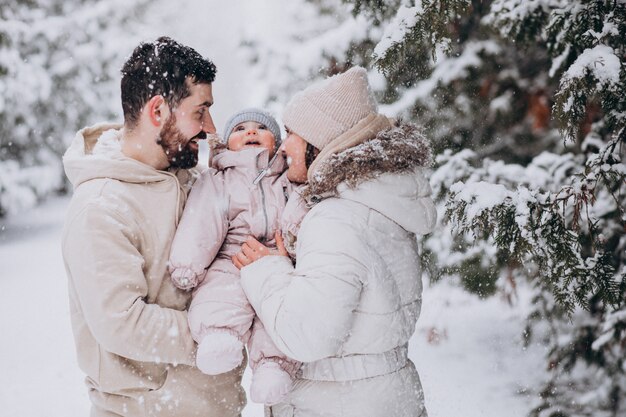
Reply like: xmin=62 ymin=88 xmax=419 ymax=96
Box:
xmin=61 ymin=123 xmax=245 ymax=417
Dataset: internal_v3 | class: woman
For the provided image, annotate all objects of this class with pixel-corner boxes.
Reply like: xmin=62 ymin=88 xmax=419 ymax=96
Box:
xmin=233 ymin=66 xmax=436 ymax=417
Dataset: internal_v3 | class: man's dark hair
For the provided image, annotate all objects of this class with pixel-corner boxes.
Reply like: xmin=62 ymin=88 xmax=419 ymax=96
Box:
xmin=120 ymin=36 xmax=216 ymax=128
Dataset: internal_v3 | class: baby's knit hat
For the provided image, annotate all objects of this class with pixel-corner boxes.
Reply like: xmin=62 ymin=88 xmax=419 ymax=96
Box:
xmin=222 ymin=108 xmax=282 ymax=148
xmin=282 ymin=66 xmax=378 ymax=151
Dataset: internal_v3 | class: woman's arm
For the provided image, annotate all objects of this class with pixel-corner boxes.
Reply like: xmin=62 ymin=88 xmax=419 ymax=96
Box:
xmin=238 ymin=209 xmax=367 ymax=362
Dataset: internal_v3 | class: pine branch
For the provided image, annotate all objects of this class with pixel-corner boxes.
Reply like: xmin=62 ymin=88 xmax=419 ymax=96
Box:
xmin=372 ymin=0 xmax=471 ymax=75
xmin=445 ymin=133 xmax=625 ymax=315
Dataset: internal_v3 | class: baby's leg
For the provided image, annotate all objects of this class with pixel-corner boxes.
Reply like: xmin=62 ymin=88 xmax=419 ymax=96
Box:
xmin=248 ymin=317 xmax=301 ymax=405
xmin=188 ymin=259 xmax=255 ymax=375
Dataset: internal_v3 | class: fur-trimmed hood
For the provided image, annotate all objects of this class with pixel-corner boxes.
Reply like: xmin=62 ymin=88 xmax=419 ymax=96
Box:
xmin=306 ymin=122 xmax=433 ymax=198
xmin=304 ymin=122 xmax=436 ymax=235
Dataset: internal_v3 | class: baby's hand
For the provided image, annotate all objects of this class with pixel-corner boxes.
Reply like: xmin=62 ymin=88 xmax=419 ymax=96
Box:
xmin=170 ymin=268 xmax=199 ymax=290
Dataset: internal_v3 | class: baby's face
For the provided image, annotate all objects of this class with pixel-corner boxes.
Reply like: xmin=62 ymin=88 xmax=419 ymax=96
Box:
xmin=227 ymin=121 xmax=276 ymax=157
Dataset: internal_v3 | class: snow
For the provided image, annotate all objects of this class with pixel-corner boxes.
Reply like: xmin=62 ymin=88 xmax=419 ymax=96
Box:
xmin=0 ymin=195 xmax=546 ymax=417
xmin=549 ymin=44 xmax=571 ymax=77
xmin=0 ymin=197 xmax=87 ymax=417
xmin=562 ymin=45 xmax=621 ymax=86
xmin=289 ymin=14 xmax=371 ymax=78
xmin=489 ymin=90 xmax=514 ymax=113
xmin=373 ymin=4 xmax=424 ymax=59
xmin=380 ymin=41 xmax=502 ymax=118
xmin=0 ymin=154 xmax=64 ymax=215
xmin=485 ymin=0 xmax=572 ymax=34
xmin=450 ymin=180 xmax=512 ymax=217
xmin=414 ymin=281 xmax=546 ymax=416
xmin=591 ymin=329 xmax=615 ymax=351
xmin=229 ymin=0 xmax=378 ymax=116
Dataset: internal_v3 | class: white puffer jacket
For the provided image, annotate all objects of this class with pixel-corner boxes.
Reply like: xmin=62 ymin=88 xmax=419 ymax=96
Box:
xmin=241 ymin=123 xmax=436 ymax=417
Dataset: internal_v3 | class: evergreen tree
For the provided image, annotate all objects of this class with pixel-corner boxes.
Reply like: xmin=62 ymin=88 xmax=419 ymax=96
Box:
xmin=0 ymin=0 xmax=151 ymax=216
xmin=243 ymin=0 xmax=625 ymax=415
xmin=348 ymin=1 xmax=625 ymax=415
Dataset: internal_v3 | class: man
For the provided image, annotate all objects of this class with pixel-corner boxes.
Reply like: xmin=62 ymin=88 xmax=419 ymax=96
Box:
xmin=61 ymin=37 xmax=245 ymax=417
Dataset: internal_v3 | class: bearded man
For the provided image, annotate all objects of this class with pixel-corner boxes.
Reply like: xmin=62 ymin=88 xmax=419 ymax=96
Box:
xmin=61 ymin=37 xmax=246 ymax=417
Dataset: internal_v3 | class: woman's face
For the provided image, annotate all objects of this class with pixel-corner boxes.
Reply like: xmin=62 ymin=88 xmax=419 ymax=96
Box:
xmin=281 ymin=128 xmax=308 ymax=184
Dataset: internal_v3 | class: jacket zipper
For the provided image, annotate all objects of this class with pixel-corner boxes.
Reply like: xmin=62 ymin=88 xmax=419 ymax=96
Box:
xmin=254 ymin=152 xmax=279 ymax=243
xmin=259 ymin=179 xmax=269 ymax=242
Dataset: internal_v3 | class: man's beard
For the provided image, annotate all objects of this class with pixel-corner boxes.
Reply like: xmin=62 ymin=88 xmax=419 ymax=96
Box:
xmin=157 ymin=114 xmax=203 ymax=169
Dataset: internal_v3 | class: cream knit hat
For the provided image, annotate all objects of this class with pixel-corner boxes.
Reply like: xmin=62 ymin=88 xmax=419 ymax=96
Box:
xmin=282 ymin=66 xmax=378 ymax=151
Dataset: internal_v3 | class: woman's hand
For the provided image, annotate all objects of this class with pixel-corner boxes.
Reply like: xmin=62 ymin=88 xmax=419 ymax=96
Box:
xmin=232 ymin=231 xmax=289 ymax=270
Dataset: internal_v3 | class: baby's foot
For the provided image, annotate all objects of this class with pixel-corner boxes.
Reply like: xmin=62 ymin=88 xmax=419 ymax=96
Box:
xmin=250 ymin=361 xmax=293 ymax=405
xmin=196 ymin=332 xmax=243 ymax=375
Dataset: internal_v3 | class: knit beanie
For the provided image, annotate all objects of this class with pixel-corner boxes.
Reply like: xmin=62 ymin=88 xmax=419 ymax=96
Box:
xmin=222 ymin=108 xmax=282 ymax=148
xmin=282 ymin=66 xmax=378 ymax=151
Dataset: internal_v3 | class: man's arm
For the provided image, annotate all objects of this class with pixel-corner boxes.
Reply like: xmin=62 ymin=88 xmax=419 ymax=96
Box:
xmin=63 ymin=203 xmax=196 ymax=366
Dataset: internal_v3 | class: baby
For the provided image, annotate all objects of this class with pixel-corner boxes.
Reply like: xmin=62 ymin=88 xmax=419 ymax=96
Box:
xmin=168 ymin=108 xmax=300 ymax=405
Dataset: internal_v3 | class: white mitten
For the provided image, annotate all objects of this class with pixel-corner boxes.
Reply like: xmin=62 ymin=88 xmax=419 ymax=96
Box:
xmin=196 ymin=332 xmax=244 ymax=375
xmin=170 ymin=268 xmax=199 ymax=291
xmin=250 ymin=361 xmax=294 ymax=405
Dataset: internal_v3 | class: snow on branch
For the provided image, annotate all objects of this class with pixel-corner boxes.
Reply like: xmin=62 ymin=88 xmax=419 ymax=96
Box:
xmin=486 ymin=0 xmax=626 ymax=142
xmin=555 ymin=45 xmax=624 ymax=141
xmin=372 ymin=0 xmax=470 ymax=73
xmin=442 ymin=133 xmax=625 ymax=315
xmin=373 ymin=4 xmax=424 ymax=60
xmin=380 ymin=40 xmax=501 ymax=117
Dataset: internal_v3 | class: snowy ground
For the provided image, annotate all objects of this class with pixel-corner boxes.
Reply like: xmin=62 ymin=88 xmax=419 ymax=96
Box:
xmin=0 ymin=195 xmax=547 ymax=417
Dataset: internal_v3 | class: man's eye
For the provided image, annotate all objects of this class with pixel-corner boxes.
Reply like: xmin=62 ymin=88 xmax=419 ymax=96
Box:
xmin=235 ymin=125 xmax=245 ymax=131
xmin=258 ymin=124 xmax=267 ymax=130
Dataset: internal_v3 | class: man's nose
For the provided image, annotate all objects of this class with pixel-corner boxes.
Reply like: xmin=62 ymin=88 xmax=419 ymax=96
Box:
xmin=202 ymin=113 xmax=216 ymax=134
xmin=246 ymin=128 xmax=257 ymax=136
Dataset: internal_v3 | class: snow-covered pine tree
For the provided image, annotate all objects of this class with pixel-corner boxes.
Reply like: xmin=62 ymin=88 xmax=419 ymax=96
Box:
xmin=479 ymin=2 xmax=626 ymax=415
xmin=351 ymin=1 xmax=625 ymax=415
xmin=0 ymin=0 xmax=151 ymax=217
xmin=242 ymin=0 xmax=625 ymax=415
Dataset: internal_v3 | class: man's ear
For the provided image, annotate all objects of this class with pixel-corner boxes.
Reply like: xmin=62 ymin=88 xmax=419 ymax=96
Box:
xmin=147 ymin=95 xmax=167 ymax=127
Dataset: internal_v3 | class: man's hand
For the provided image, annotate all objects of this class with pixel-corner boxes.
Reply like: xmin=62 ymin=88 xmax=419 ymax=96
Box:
xmin=232 ymin=231 xmax=289 ymax=270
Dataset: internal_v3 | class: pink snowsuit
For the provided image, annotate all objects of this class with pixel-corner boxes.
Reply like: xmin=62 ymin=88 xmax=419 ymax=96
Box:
xmin=168 ymin=146 xmax=302 ymax=384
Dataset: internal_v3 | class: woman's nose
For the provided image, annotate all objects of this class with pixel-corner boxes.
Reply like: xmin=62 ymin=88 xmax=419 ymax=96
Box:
xmin=246 ymin=129 xmax=257 ymax=136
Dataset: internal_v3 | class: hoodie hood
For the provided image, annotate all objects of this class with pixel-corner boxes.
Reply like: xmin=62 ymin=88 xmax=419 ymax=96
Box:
xmin=337 ymin=168 xmax=436 ymax=235
xmin=63 ymin=123 xmax=175 ymax=189
xmin=304 ymin=122 xmax=436 ymax=235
